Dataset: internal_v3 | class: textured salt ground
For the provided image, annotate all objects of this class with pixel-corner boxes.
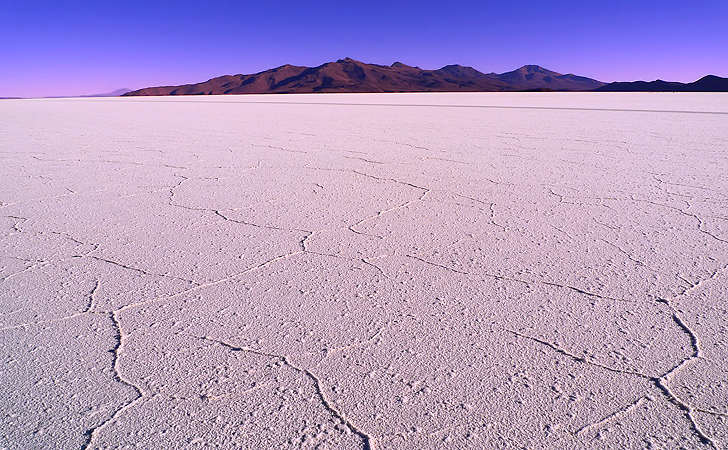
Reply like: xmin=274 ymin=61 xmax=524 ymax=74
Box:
xmin=1 ymin=92 xmax=727 ymax=449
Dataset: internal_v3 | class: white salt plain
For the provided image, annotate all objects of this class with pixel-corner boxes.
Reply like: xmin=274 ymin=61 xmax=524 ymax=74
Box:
xmin=1 ymin=93 xmax=727 ymax=449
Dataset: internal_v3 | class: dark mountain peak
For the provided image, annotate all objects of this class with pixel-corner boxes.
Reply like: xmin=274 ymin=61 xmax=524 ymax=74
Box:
xmin=337 ymin=57 xmax=358 ymax=63
xmin=691 ymin=75 xmax=728 ymax=91
xmin=514 ymin=65 xmax=561 ymax=76
xmin=268 ymin=64 xmax=294 ymax=73
xmin=391 ymin=61 xmax=412 ymax=69
xmin=437 ymin=64 xmax=491 ymax=79
xmin=491 ymin=65 xmax=603 ymax=90
xmin=521 ymin=65 xmax=542 ymax=72
xmin=697 ymin=74 xmax=721 ymax=81
xmin=439 ymin=64 xmax=471 ymax=72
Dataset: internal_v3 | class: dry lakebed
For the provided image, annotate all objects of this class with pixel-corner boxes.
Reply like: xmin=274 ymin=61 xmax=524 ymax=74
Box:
xmin=1 ymin=93 xmax=727 ymax=449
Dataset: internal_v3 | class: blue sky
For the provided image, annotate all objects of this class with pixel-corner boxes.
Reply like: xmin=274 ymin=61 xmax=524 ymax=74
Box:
xmin=1 ymin=0 xmax=727 ymax=97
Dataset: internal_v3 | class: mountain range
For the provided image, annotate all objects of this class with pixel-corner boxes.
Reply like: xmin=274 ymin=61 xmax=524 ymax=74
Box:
xmin=123 ymin=58 xmax=606 ymax=96
xmin=121 ymin=58 xmax=728 ymax=96
xmin=595 ymin=75 xmax=728 ymax=92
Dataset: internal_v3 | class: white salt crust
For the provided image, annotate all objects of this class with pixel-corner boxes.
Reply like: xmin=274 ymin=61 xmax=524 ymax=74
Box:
xmin=1 ymin=93 xmax=727 ymax=449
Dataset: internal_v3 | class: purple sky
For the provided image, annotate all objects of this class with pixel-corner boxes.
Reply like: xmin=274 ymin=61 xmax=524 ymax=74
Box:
xmin=2 ymin=0 xmax=727 ymax=97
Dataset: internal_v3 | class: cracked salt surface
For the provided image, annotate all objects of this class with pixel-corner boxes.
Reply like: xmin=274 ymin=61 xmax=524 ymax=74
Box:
xmin=1 ymin=92 xmax=727 ymax=449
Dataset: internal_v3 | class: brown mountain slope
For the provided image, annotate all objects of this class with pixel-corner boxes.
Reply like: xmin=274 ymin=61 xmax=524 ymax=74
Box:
xmin=494 ymin=65 xmax=606 ymax=91
xmin=124 ymin=58 xmax=604 ymax=96
xmin=130 ymin=64 xmax=309 ymax=96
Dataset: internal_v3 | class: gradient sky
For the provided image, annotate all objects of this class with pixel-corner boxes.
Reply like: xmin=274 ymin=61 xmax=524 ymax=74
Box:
xmin=2 ymin=0 xmax=727 ymax=97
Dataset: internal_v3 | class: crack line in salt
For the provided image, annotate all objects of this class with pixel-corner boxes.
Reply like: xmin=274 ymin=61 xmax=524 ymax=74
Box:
xmin=200 ymin=336 xmax=375 ymax=450
xmin=80 ymin=311 xmax=145 ymax=450
xmin=407 ymin=254 xmax=630 ymax=303
xmin=504 ymin=329 xmax=722 ymax=447
xmin=574 ymin=395 xmax=652 ymax=436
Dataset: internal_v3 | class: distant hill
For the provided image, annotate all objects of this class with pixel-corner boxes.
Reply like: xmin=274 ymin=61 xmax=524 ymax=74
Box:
xmin=595 ymin=75 xmax=728 ymax=92
xmin=123 ymin=58 xmax=605 ymax=96
xmin=82 ymin=88 xmax=133 ymax=97
xmin=1 ymin=89 xmax=131 ymax=99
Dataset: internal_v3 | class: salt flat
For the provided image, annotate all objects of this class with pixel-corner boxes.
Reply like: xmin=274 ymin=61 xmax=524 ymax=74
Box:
xmin=1 ymin=93 xmax=727 ymax=449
